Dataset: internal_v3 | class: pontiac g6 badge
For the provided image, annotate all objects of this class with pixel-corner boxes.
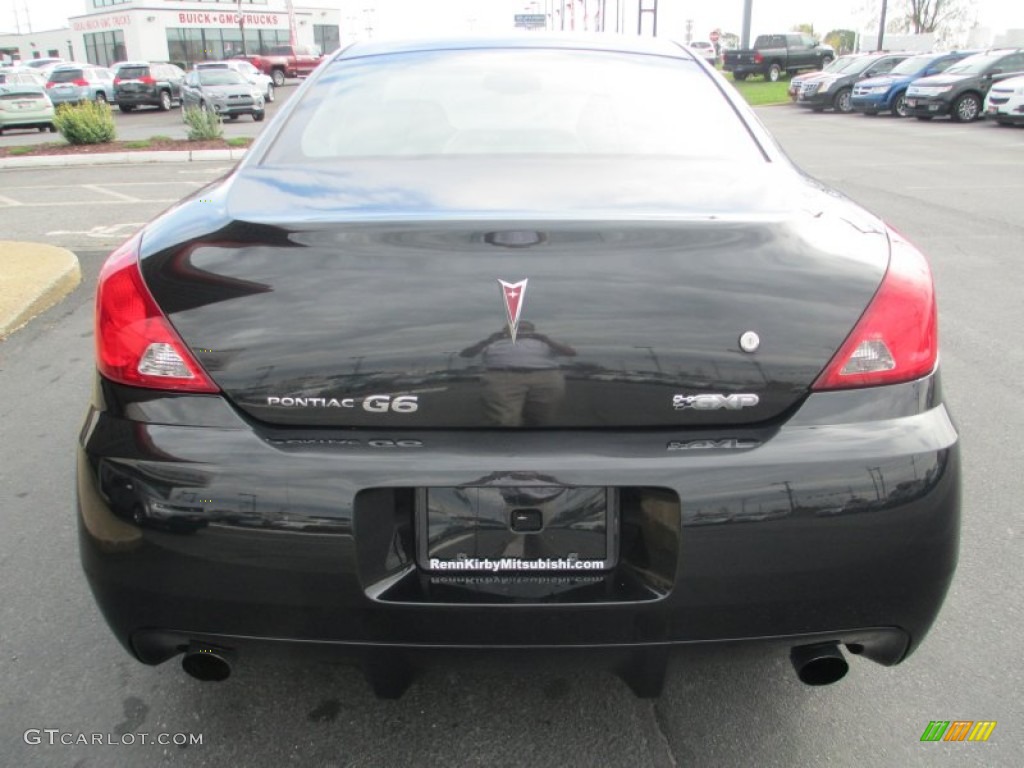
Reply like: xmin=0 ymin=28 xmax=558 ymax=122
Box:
xmin=498 ymin=279 xmax=528 ymax=343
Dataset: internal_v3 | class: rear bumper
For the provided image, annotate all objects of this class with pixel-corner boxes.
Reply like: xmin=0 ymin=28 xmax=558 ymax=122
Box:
xmin=0 ymin=113 xmax=53 ymax=129
xmin=724 ymin=64 xmax=763 ymax=78
xmin=114 ymin=91 xmax=160 ymax=106
xmin=78 ymin=373 xmax=960 ymax=667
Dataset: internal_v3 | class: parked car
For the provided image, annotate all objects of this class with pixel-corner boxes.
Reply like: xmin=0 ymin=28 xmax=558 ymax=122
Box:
xmin=236 ymin=44 xmax=324 ymax=87
xmin=194 ymin=60 xmax=275 ymax=103
xmin=20 ymin=57 xmax=65 ymax=71
xmin=723 ymin=33 xmax=834 ymax=81
xmin=45 ymin=63 xmax=114 ymax=106
xmin=113 ymin=62 xmax=186 ymax=112
xmin=905 ymin=48 xmax=1024 ymax=122
xmin=851 ymin=51 xmax=976 ymax=117
xmin=984 ymin=74 xmax=1024 ymax=125
xmin=180 ymin=68 xmax=265 ymax=121
xmin=0 ymin=83 xmax=55 ymax=134
xmin=688 ymin=41 xmax=717 ymax=65
xmin=79 ymin=36 xmax=959 ymax=699
xmin=0 ymin=68 xmax=46 ymax=87
xmin=788 ymin=55 xmax=859 ymax=101
xmin=795 ymin=52 xmax=910 ymax=113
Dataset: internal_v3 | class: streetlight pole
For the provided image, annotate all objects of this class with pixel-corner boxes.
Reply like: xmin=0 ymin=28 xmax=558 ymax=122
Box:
xmin=237 ymin=0 xmax=246 ymax=56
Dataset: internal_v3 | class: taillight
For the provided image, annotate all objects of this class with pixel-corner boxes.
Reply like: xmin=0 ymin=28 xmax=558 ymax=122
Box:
xmin=95 ymin=234 xmax=218 ymax=394
xmin=754 ymin=53 xmax=764 ymax=64
xmin=139 ymin=75 xmax=156 ymax=85
xmin=45 ymin=81 xmax=56 ymax=88
xmin=74 ymin=78 xmax=88 ymax=86
xmin=113 ymin=77 xmax=121 ymax=85
xmin=812 ymin=230 xmax=937 ymax=390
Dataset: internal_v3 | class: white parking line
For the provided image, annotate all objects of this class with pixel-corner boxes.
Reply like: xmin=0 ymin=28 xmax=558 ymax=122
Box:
xmin=82 ymin=184 xmax=141 ymax=202
xmin=46 ymin=223 xmax=146 ymax=238
xmin=16 ymin=199 xmax=179 ymax=207
xmin=0 ymin=194 xmax=23 ymax=206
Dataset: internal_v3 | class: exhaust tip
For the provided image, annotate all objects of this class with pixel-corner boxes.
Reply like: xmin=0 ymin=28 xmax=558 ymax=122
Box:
xmin=790 ymin=643 xmax=849 ymax=686
xmin=181 ymin=647 xmax=232 ymax=682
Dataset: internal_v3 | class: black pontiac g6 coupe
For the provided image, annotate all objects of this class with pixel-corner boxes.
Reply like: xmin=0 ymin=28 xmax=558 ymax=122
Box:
xmin=77 ymin=36 xmax=960 ymax=697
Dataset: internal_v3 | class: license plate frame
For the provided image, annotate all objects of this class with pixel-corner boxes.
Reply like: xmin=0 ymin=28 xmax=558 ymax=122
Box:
xmin=416 ymin=485 xmax=618 ymax=573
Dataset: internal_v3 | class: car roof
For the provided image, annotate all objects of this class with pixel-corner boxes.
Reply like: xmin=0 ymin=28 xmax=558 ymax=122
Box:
xmin=334 ymin=35 xmax=691 ymax=62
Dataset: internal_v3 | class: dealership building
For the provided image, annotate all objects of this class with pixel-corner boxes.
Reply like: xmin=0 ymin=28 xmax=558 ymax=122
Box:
xmin=0 ymin=1 xmax=341 ymax=68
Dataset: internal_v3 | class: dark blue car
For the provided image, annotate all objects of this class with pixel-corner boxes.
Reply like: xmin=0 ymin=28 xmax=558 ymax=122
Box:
xmin=851 ymin=51 xmax=975 ymax=116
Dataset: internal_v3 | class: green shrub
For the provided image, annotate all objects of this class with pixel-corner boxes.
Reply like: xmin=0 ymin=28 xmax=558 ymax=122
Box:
xmin=52 ymin=101 xmax=116 ymax=145
xmin=182 ymin=106 xmax=223 ymax=141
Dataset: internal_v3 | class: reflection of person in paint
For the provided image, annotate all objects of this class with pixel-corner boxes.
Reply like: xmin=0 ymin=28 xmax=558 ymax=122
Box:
xmin=460 ymin=321 xmax=576 ymax=426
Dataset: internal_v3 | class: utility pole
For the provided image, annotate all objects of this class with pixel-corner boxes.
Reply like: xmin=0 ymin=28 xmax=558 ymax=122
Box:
xmin=637 ymin=0 xmax=657 ymax=36
xmin=237 ymin=0 xmax=247 ymax=56
xmin=877 ymin=0 xmax=888 ymax=51
xmin=741 ymin=0 xmax=753 ymax=49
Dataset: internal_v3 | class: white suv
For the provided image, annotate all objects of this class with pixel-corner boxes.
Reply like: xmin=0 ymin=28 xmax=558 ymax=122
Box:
xmin=688 ymin=41 xmax=717 ymax=65
xmin=984 ymin=74 xmax=1024 ymax=125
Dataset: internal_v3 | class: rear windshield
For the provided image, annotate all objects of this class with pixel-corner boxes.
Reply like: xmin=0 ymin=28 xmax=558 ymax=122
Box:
xmin=117 ymin=66 xmax=149 ymax=79
xmin=264 ymin=49 xmax=765 ymax=163
xmin=49 ymin=69 xmax=83 ymax=83
xmin=0 ymin=88 xmax=44 ymax=98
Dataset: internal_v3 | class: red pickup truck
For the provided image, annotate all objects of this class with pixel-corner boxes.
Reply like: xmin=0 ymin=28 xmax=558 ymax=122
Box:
xmin=238 ymin=45 xmax=324 ymax=87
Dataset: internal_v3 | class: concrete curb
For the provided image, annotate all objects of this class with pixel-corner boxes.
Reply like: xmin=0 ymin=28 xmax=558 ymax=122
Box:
xmin=0 ymin=148 xmax=246 ymax=170
xmin=0 ymin=242 xmax=82 ymax=340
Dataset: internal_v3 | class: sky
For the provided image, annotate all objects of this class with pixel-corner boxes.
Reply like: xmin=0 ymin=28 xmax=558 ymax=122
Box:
xmin=2 ymin=0 xmax=1022 ymax=40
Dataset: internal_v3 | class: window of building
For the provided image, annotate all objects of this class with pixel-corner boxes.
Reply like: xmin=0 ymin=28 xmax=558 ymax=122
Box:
xmin=313 ymin=25 xmax=340 ymax=55
xmin=166 ymin=27 xmax=289 ymax=67
xmin=84 ymin=31 xmax=126 ymax=67
xmin=92 ymin=0 xmax=131 ymax=7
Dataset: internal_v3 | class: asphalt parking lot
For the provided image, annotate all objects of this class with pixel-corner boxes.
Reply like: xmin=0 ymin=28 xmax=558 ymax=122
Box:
xmin=1 ymin=105 xmax=1022 ymax=767
xmin=0 ymin=82 xmax=297 ymax=146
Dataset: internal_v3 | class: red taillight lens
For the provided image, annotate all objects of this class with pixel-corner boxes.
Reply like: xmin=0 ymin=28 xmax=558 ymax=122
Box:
xmin=113 ymin=77 xmax=121 ymax=84
xmin=139 ymin=75 xmax=156 ymax=85
xmin=754 ymin=53 xmax=764 ymax=64
xmin=813 ymin=230 xmax=937 ymax=390
xmin=45 ymin=81 xmax=56 ymax=88
xmin=95 ymin=234 xmax=218 ymax=394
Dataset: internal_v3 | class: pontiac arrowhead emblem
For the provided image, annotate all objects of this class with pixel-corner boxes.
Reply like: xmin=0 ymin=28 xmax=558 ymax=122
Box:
xmin=498 ymin=279 xmax=528 ymax=343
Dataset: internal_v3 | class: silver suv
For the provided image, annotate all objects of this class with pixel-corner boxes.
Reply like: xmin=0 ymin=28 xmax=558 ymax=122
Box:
xmin=46 ymin=64 xmax=114 ymax=106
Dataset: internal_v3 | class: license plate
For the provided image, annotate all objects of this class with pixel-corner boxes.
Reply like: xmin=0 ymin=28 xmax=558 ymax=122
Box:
xmin=15 ymin=101 xmax=35 ymax=109
xmin=905 ymin=98 xmax=917 ymax=107
xmin=417 ymin=486 xmax=617 ymax=572
xmin=987 ymin=106 xmax=998 ymax=114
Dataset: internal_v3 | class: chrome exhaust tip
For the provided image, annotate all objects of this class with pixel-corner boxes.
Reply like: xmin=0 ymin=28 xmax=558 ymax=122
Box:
xmin=789 ymin=643 xmax=849 ymax=686
xmin=181 ymin=645 xmax=232 ymax=682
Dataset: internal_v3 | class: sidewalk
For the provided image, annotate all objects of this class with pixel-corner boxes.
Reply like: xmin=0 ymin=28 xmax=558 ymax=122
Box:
xmin=0 ymin=242 xmax=81 ymax=339
xmin=0 ymin=147 xmax=246 ymax=170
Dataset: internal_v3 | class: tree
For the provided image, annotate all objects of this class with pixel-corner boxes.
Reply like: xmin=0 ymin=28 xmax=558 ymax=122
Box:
xmin=824 ymin=29 xmax=857 ymax=54
xmin=903 ymin=0 xmax=969 ymax=33
xmin=791 ymin=23 xmax=816 ymax=38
